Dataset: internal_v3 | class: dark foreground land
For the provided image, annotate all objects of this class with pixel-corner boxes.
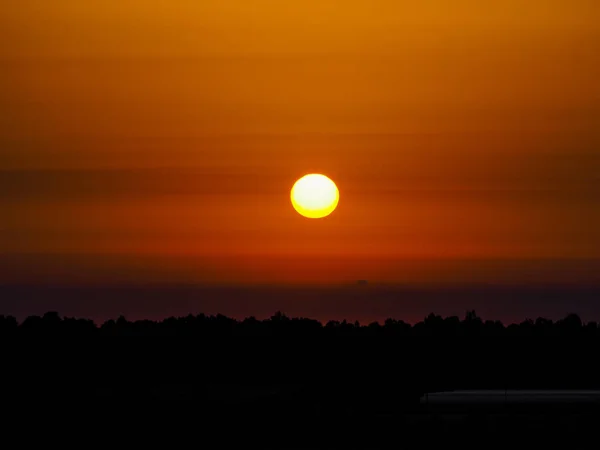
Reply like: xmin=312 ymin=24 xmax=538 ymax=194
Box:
xmin=6 ymin=383 xmax=600 ymax=447
xmin=3 ymin=310 xmax=600 ymax=447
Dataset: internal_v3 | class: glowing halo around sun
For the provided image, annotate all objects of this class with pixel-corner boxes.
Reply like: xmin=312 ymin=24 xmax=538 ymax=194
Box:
xmin=291 ymin=174 xmax=339 ymax=219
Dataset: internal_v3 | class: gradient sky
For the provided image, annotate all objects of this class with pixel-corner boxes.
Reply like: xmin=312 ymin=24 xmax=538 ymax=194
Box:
xmin=1 ymin=1 xmax=599 ymax=285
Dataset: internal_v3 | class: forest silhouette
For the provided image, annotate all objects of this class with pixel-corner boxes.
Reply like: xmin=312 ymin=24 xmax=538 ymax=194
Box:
xmin=3 ymin=309 xmax=600 ymax=446
xmin=1 ymin=309 xmax=596 ymax=337
xmin=3 ymin=309 xmax=599 ymax=391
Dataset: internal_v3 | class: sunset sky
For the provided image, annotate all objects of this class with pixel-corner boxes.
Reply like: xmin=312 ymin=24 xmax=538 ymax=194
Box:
xmin=1 ymin=1 xmax=599 ymax=286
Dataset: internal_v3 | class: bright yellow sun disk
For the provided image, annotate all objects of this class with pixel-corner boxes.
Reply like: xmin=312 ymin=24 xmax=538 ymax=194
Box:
xmin=291 ymin=174 xmax=339 ymax=219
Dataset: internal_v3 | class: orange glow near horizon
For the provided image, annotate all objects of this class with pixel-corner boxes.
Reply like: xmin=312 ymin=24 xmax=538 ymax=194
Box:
xmin=1 ymin=1 xmax=600 ymax=285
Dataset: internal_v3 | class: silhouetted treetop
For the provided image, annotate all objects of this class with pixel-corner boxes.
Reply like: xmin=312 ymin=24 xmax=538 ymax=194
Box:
xmin=1 ymin=310 xmax=596 ymax=338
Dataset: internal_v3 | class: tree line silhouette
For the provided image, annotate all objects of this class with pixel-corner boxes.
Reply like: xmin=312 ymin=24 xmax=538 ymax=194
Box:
xmin=3 ymin=308 xmax=600 ymax=447
xmin=3 ymin=309 xmax=600 ymax=397
xmin=1 ymin=309 xmax=597 ymax=336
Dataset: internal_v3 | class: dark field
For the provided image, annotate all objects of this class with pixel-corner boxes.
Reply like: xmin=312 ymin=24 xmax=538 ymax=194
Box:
xmin=5 ymin=384 xmax=600 ymax=447
xmin=3 ymin=310 xmax=600 ymax=447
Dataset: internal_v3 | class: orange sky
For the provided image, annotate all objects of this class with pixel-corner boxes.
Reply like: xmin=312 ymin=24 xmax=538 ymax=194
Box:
xmin=1 ymin=1 xmax=599 ymax=284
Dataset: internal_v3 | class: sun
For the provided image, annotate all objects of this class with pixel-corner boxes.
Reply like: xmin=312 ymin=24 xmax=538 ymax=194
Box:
xmin=291 ymin=174 xmax=339 ymax=219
